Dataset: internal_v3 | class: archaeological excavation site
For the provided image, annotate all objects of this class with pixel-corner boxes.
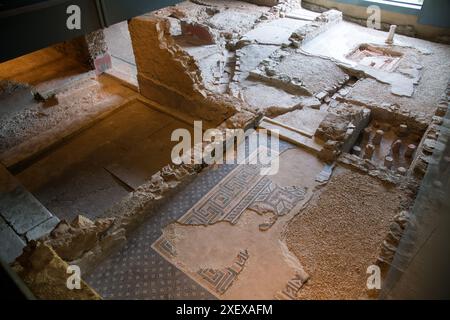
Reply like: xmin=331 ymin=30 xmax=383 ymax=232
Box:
xmin=1 ymin=0 xmax=450 ymax=302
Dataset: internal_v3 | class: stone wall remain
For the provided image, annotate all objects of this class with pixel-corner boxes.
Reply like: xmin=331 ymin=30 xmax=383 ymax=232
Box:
xmin=128 ymin=15 xmax=239 ymax=127
xmin=302 ymin=0 xmax=450 ymax=43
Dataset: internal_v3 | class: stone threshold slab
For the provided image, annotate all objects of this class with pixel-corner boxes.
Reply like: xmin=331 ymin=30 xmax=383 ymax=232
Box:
xmin=258 ymin=117 xmax=323 ymax=154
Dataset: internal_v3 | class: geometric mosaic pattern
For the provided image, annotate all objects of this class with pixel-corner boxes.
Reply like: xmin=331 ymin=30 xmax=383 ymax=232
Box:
xmin=197 ymin=249 xmax=249 ymax=295
xmin=248 ymin=180 xmax=307 ymax=217
xmin=274 ymin=272 xmax=309 ymax=300
xmin=152 ymin=236 xmax=177 ymax=258
xmin=176 ymin=151 xmax=306 ymax=226
xmin=178 ymin=164 xmax=266 ymax=225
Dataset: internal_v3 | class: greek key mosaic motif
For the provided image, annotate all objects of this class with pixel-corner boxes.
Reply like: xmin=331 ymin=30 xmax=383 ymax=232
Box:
xmin=197 ymin=250 xmax=249 ymax=295
xmin=176 ymin=170 xmax=307 ymax=226
xmin=152 ymin=236 xmax=177 ymax=258
xmin=178 ymin=164 xmax=266 ymax=225
xmin=274 ymin=272 xmax=310 ymax=300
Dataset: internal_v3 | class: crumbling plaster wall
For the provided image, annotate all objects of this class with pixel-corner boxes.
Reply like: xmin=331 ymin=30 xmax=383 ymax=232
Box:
xmin=302 ymin=0 xmax=450 ymax=43
xmin=128 ymin=15 xmax=240 ymax=127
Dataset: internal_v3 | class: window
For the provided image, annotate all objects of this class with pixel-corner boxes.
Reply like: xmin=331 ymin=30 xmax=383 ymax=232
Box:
xmin=386 ymin=0 xmax=423 ymax=6
xmin=363 ymin=0 xmax=423 ymax=12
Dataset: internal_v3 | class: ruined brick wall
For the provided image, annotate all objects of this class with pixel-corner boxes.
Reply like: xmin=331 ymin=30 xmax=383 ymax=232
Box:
xmin=128 ymin=15 xmax=238 ymax=127
xmin=129 ymin=17 xmax=203 ymax=96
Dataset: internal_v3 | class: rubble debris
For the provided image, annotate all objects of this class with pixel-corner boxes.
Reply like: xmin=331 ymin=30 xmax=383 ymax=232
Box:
xmin=289 ymin=10 xmax=342 ymax=47
xmin=315 ymin=102 xmax=370 ymax=162
xmin=44 ymin=215 xmax=115 ymax=262
xmin=318 ymin=140 xmax=338 ymax=163
xmin=340 ymin=97 xmax=430 ymax=135
xmin=219 ymin=110 xmax=259 ymax=130
xmin=180 ymin=20 xmax=216 ymax=44
xmin=338 ymin=153 xmax=404 ymax=185
xmin=12 ymin=242 xmax=101 ymax=300
xmin=238 ymin=17 xmax=309 ymax=47
xmin=411 ymin=82 xmax=449 ymax=178
xmin=315 ymin=103 xmax=369 ymax=142
xmin=250 ymin=48 xmax=349 ymax=97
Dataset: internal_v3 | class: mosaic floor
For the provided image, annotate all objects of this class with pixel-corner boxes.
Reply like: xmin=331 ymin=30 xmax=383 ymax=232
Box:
xmin=152 ymin=156 xmax=307 ymax=298
xmin=87 ymin=141 xmax=295 ymax=300
xmin=86 ymin=164 xmax=234 ymax=299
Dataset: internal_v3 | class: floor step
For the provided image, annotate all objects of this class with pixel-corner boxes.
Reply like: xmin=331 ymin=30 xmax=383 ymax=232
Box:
xmin=258 ymin=117 xmax=323 ymax=154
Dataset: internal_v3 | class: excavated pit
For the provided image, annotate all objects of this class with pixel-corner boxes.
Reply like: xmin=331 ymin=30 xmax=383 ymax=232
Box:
xmin=346 ymin=44 xmax=404 ymax=72
xmin=1 ymin=0 xmax=449 ymax=301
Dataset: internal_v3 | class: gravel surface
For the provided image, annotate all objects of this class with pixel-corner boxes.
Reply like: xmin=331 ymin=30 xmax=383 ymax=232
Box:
xmin=285 ymin=168 xmax=411 ymax=300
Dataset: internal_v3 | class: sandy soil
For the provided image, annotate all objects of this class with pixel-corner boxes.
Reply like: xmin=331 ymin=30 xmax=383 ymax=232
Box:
xmin=285 ymin=168 xmax=411 ymax=300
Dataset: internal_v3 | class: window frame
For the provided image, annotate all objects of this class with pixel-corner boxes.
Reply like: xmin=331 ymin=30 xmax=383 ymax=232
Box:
xmin=335 ymin=0 xmax=423 ymax=15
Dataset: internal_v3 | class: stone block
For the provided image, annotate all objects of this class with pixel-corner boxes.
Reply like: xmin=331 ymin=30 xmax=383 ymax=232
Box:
xmin=26 ymin=216 xmax=60 ymax=242
xmin=0 ymin=165 xmax=52 ymax=235
xmin=0 ymin=217 xmax=25 ymax=263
